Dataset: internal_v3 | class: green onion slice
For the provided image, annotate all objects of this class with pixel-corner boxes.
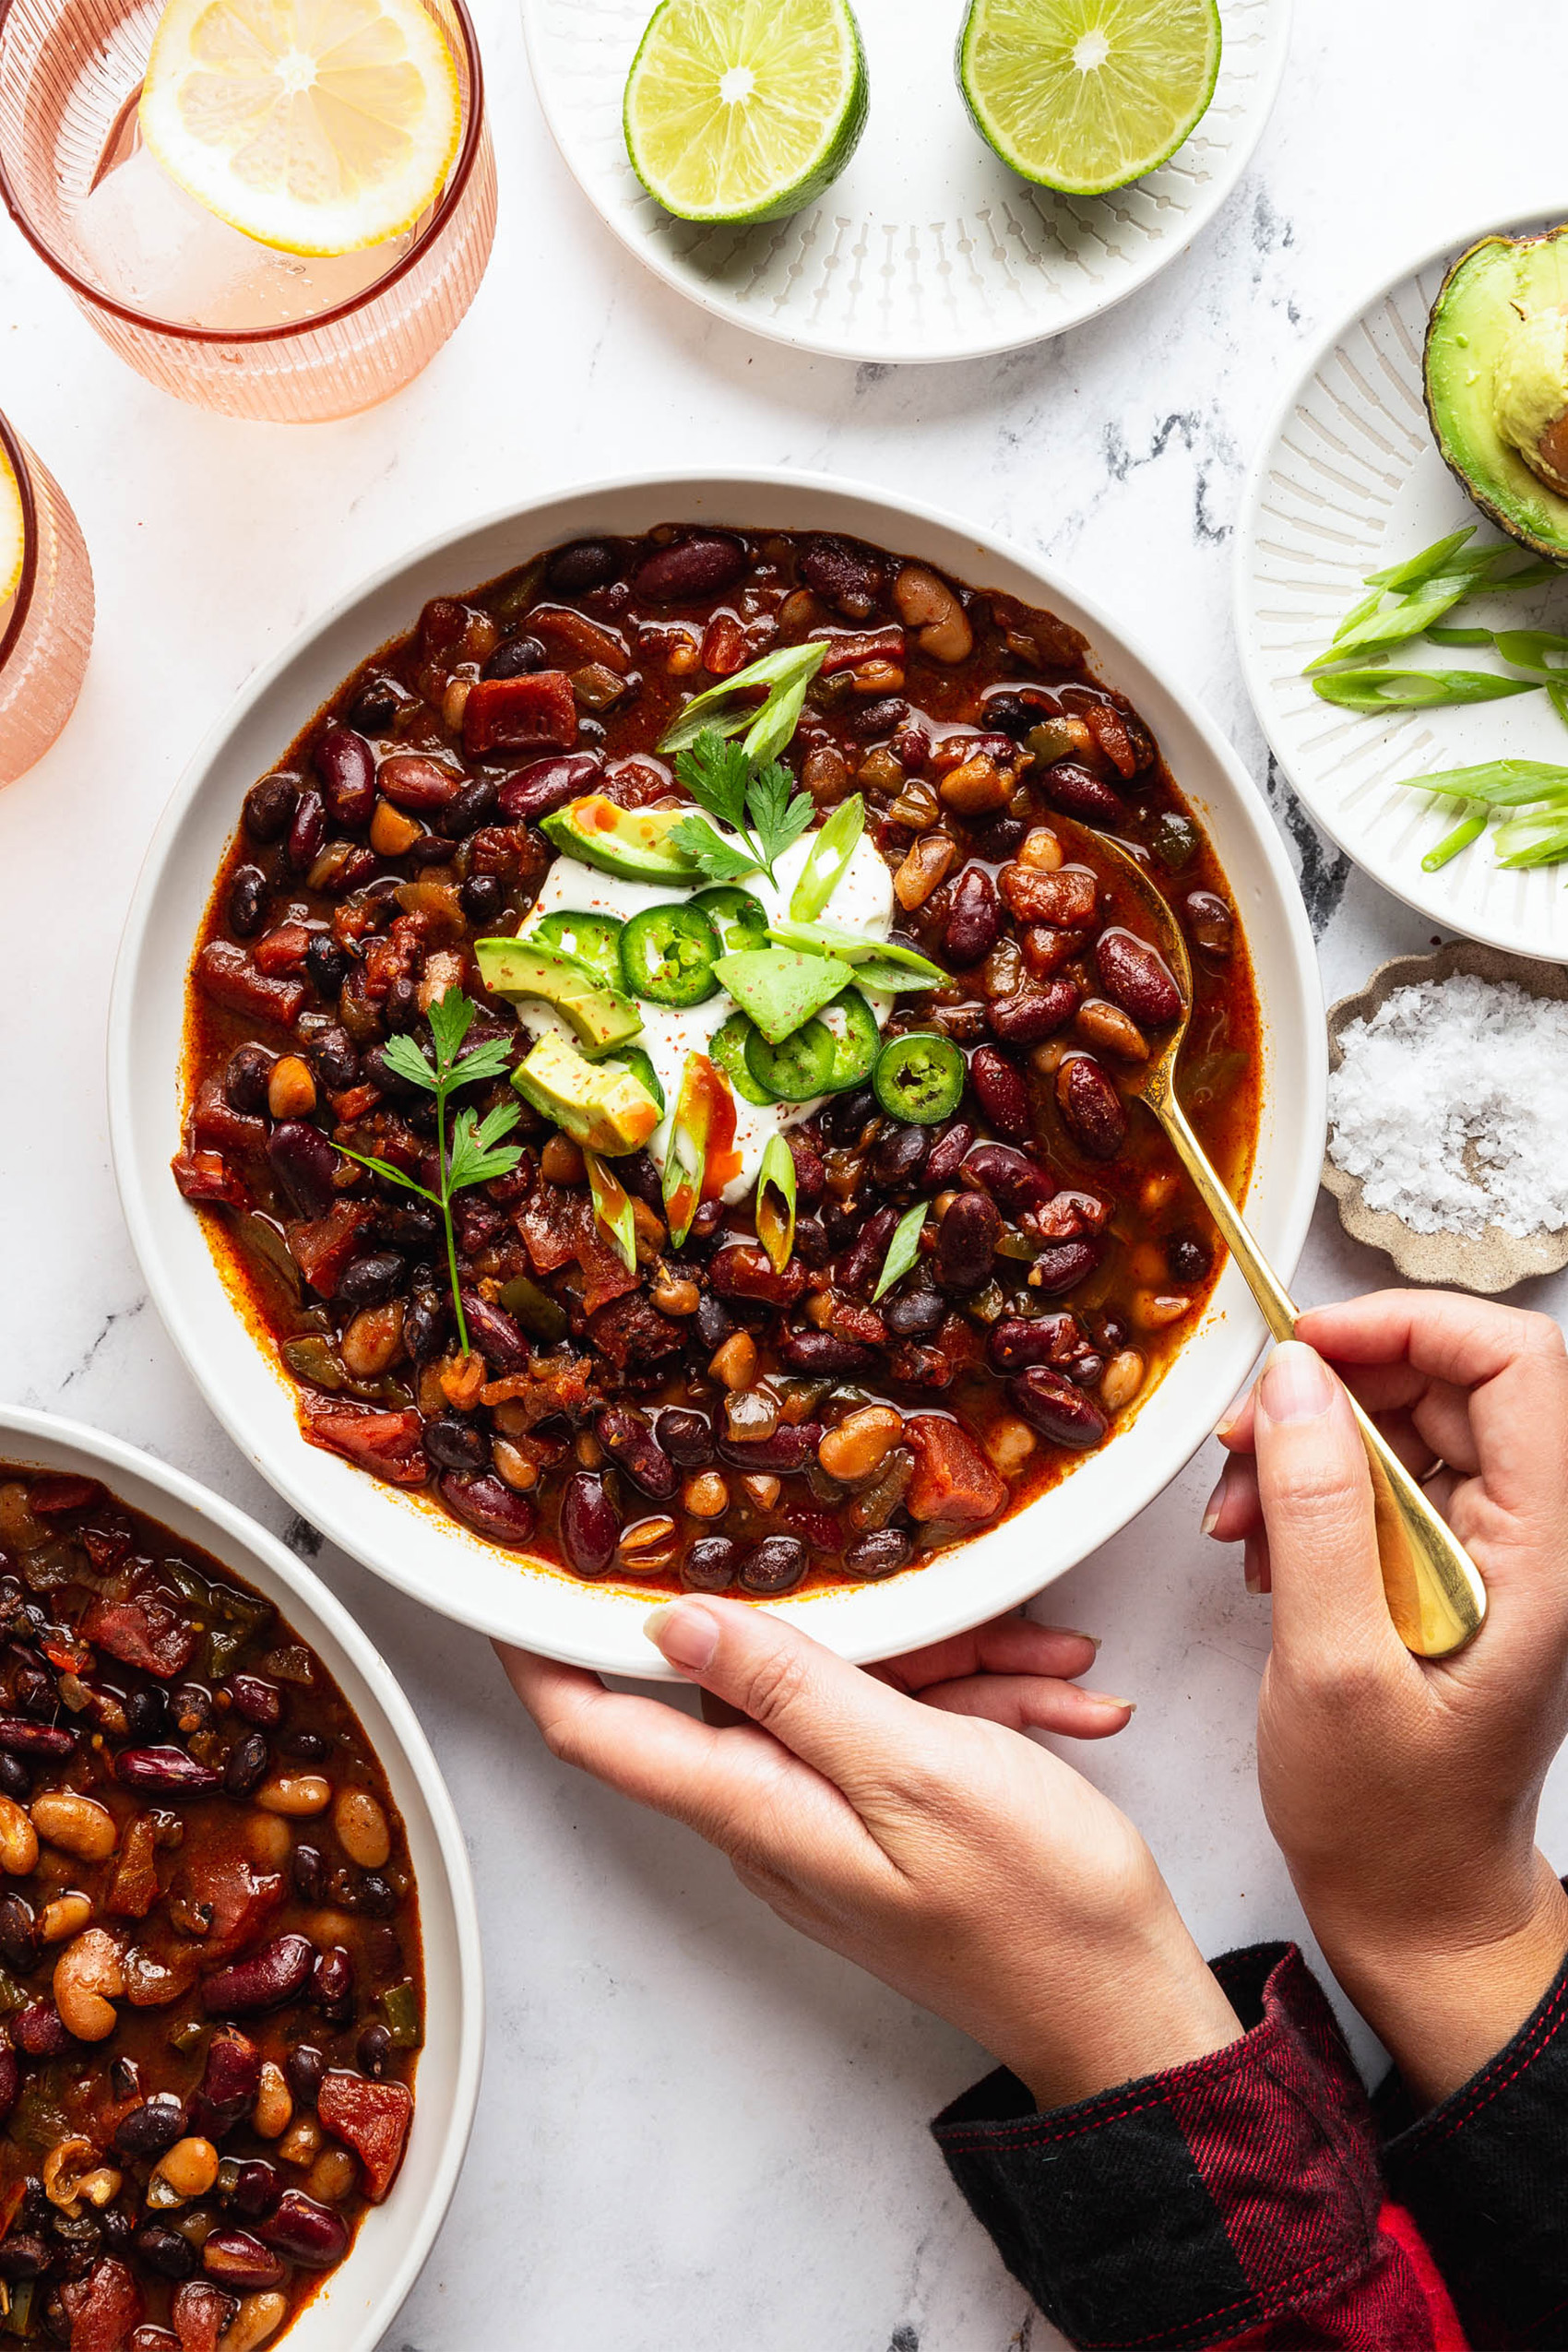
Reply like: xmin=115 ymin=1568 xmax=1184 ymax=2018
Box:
xmin=790 ymin=793 xmax=864 ymax=921
xmin=1313 ymin=668 xmax=1540 ymax=710
xmin=873 ymin=1202 xmax=928 ymax=1302
xmin=1393 ymin=760 xmax=1568 ymax=806
xmin=1421 ymin=805 xmax=1487 ymax=873
xmin=755 ymin=1133 xmax=798 ymax=1276
xmin=584 ymin=1148 xmax=636 ymax=1272
xmin=656 ymin=641 xmax=827 ymax=764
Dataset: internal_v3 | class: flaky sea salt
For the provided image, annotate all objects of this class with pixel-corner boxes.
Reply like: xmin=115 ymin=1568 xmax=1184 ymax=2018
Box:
xmin=1327 ymin=972 xmax=1568 ymax=1239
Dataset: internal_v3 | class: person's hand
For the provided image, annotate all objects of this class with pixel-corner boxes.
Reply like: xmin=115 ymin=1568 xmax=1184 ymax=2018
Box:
xmin=500 ymin=1604 xmax=1241 ymax=2109
xmin=1206 ymin=1298 xmax=1568 ymax=2103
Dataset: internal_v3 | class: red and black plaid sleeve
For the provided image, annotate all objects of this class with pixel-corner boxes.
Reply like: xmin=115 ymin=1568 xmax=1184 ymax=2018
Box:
xmin=932 ymin=1943 xmax=1467 ymax=2351
xmin=1378 ymin=1936 xmax=1568 ymax=2349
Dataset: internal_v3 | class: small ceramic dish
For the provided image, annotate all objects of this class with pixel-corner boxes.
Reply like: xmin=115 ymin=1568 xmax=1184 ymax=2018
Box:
xmin=1324 ymin=940 xmax=1568 ymax=1294
xmin=0 ymin=1407 xmax=484 ymax=2351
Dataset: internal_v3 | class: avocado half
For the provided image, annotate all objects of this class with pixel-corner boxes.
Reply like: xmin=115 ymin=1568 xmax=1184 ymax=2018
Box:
xmin=1425 ymin=225 xmax=1568 ymax=560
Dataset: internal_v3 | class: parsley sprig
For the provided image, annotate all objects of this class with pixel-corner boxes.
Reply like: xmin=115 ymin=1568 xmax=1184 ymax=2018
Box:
xmin=335 ymin=988 xmax=522 ymax=1361
xmin=671 ymin=729 xmax=815 ymax=887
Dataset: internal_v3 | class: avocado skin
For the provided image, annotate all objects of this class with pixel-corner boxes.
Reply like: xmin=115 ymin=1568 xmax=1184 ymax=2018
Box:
xmin=540 ymin=795 xmax=701 ymax=885
xmin=1424 ymin=226 xmax=1568 ymax=561
xmin=472 ymin=936 xmax=642 ymax=1054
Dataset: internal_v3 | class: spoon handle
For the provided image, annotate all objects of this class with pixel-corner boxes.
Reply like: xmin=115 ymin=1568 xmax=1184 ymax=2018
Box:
xmin=1154 ymin=1090 xmax=1486 ymax=1659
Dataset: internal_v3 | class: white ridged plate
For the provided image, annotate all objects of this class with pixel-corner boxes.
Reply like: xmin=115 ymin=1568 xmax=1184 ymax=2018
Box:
xmin=520 ymin=0 xmax=1289 ymax=363
xmin=1236 ymin=210 xmax=1568 ymax=959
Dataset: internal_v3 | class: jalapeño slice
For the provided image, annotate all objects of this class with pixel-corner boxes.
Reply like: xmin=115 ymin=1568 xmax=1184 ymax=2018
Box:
xmin=619 ymin=901 xmax=721 ymax=1006
xmin=531 ymin=909 xmax=625 ymax=991
xmin=708 ymin=1011 xmax=775 ymax=1107
xmin=692 ymin=885 xmax=769 ymax=953
xmin=744 ymin=1016 xmax=838 ymax=1103
xmin=598 ymin=1045 xmax=666 ymax=1117
xmin=873 ymin=1030 xmax=965 ymax=1123
xmin=819 ymin=986 xmax=878 ymax=1092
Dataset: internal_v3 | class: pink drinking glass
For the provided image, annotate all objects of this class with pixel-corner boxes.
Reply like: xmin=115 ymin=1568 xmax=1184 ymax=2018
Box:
xmin=0 ymin=0 xmax=495 ymax=423
xmin=0 ymin=410 xmax=93 ymax=786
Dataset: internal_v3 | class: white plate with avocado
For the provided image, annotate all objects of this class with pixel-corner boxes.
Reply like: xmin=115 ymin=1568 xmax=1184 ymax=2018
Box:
xmin=1236 ymin=210 xmax=1568 ymax=959
xmin=519 ymin=0 xmax=1290 ymax=364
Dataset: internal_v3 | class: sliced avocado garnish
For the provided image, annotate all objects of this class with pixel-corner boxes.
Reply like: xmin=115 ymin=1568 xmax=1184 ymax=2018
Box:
xmin=539 ymin=793 xmax=704 ymax=884
xmin=1426 ymin=227 xmax=1568 ymax=559
xmin=512 ymin=1031 xmax=661 ymax=1156
xmin=711 ymin=946 xmax=855 ymax=1043
xmin=474 ymin=935 xmax=643 ymax=1054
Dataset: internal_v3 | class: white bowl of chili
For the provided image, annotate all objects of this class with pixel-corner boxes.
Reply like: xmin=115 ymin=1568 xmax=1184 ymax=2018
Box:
xmin=0 ymin=1406 xmax=482 ymax=2349
xmin=109 ymin=471 xmax=1324 ymax=1678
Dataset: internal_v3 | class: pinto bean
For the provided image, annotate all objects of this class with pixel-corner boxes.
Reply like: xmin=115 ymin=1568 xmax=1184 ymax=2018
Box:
xmin=495 ymin=752 xmax=602 ymax=822
xmin=968 ymin=1046 xmax=1031 ymax=1143
xmin=632 ymin=535 xmax=746 ymax=602
xmin=315 ymin=728 xmax=376 ymax=828
xmin=893 ymin=833 xmax=956 ymax=911
xmin=439 ymin=1473 xmax=538 ymax=1547
xmin=202 ymin=1936 xmax=315 ymax=2017
xmin=53 ymin=1927 xmax=124 ymax=2040
xmin=594 ymin=1407 xmax=677 ymax=1500
xmin=999 ymin=863 xmax=1099 ymax=928
xmin=987 ymin=984 xmax=1077 ymax=1045
xmin=892 ymin=565 xmax=973 ymax=662
xmin=1033 ymin=760 xmax=1125 ymax=824
xmin=1056 ymin=1055 xmax=1127 ymax=1159
xmin=944 ymin=868 xmax=1001 ymax=968
xmin=937 ymin=1190 xmax=1000 ymax=1291
xmin=1008 ymin=1368 xmax=1110 ymax=1449
xmin=1094 ymin=928 xmax=1182 ymax=1026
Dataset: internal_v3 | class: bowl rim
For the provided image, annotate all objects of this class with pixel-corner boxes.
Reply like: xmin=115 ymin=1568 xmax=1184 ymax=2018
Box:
xmin=0 ymin=1402 xmax=484 ymax=2350
xmin=107 ymin=465 xmax=1325 ymax=1678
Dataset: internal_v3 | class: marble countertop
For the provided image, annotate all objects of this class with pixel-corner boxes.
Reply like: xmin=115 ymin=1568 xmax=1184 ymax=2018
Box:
xmin=3 ymin=2 xmax=1566 ymax=2344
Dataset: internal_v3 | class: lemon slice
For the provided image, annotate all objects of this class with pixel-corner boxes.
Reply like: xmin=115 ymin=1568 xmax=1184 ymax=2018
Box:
xmin=139 ymin=0 xmax=462 ymax=257
xmin=0 ymin=445 xmax=23 ymax=609
xmin=957 ymin=0 xmax=1221 ymax=197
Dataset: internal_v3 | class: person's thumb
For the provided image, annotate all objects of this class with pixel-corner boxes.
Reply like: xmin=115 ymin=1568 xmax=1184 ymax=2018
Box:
xmin=1253 ymin=1341 xmax=1393 ymax=1668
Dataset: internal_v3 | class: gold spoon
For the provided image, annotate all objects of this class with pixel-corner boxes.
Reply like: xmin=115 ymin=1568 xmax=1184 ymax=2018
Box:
xmin=1063 ymin=823 xmax=1487 ymax=1659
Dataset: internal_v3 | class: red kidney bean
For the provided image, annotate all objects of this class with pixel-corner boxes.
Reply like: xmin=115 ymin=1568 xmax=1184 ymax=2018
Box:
xmin=495 ymin=751 xmax=601 ymax=822
xmin=244 ymin=776 xmax=296 ymax=842
xmin=1056 ymin=1055 xmax=1127 ymax=1159
xmin=313 ymin=1946 xmax=354 ymax=2024
xmin=987 ymin=984 xmax=1077 ymax=1045
xmin=559 ymin=1471 xmax=619 ymax=1577
xmin=800 ymin=534 xmax=885 ymax=615
xmin=717 ymin=1422 xmax=825 ymax=1475
xmin=987 ymin=1313 xmax=1082 ymax=1372
xmin=968 ymin=1045 xmax=1031 ymax=1143
xmin=114 ymin=1746 xmax=220 ymax=1796
xmin=265 ymin=1121 xmax=341 ymax=1218
xmin=548 ymin=538 xmax=623 ymax=591
xmin=14 ymin=2001 xmax=73 ymax=2057
xmin=202 ymin=2232 xmax=286 ymax=2294
xmin=315 ymin=726 xmax=376 ymax=828
xmin=594 ymin=1407 xmax=677 ymax=1500
xmin=455 ymin=1290 xmax=528 ymax=1373
xmin=944 ymin=867 xmax=1001 ymax=968
xmin=837 ymin=1203 xmax=899 ymax=1298
xmin=775 ymin=1329 xmax=879 ymax=1375
xmin=785 ymin=1129 xmax=826 ymax=1206
xmin=683 ymin=1535 xmax=738 ymax=1592
xmin=1095 ymin=928 xmax=1182 ymax=1025
xmin=230 ymin=2160 xmax=283 ymax=2221
xmin=937 ymin=1190 xmax=1000 ymax=1291
xmin=922 ymin=1120 xmax=975 ymax=1191
xmin=0 ymin=2042 xmax=17 ymax=2126
xmin=260 ymin=2189 xmax=350 ymax=2269
xmin=225 ymin=1674 xmax=282 ymax=1728
xmin=958 ymin=1141 xmax=1054 ymax=1217
xmin=872 ymin=1121 xmax=929 ymax=1188
xmin=843 ymin=1528 xmax=912 ymax=1578
xmin=1034 ymin=760 xmax=1125 ymax=823
xmin=0 ymin=1718 xmax=75 ymax=1757
xmin=1008 ymin=1368 xmax=1110 ymax=1449
xmin=439 ymin=1472 xmax=538 ymax=1547
xmin=201 ymin=1933 xmax=315 ymax=2015
xmin=1029 ymin=1240 xmax=1102 ymax=1295
xmin=657 ymin=1408 xmax=713 ymax=1468
xmin=708 ymin=1243 xmax=807 ymax=1307
xmin=999 ymin=863 xmax=1099 ymax=928
xmin=113 ymin=2093 xmax=186 ymax=2162
xmin=737 ymin=1536 xmax=808 ymax=1596
xmin=377 ymin=753 xmax=461 ymax=813
xmin=283 ymin=788 xmax=324 ymax=877
xmin=632 ymin=534 xmax=747 ymax=602
xmin=1185 ymin=890 xmax=1234 ymax=958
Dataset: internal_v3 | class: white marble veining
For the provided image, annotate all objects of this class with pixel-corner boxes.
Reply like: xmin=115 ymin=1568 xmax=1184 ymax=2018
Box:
xmin=2 ymin=5 xmax=1567 ymax=2346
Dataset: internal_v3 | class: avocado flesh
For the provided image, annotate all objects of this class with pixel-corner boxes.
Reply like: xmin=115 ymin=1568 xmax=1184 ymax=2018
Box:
xmin=512 ymin=1031 xmax=661 ymax=1156
xmin=539 ymin=794 xmax=703 ymax=884
xmin=1425 ymin=227 xmax=1568 ymax=559
xmin=473 ymin=935 xmax=642 ymax=1053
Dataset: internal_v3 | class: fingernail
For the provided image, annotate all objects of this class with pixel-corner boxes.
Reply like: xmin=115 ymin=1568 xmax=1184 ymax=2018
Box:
xmin=1243 ymin=1545 xmax=1263 ymax=1597
xmin=644 ymin=1600 xmax=719 ymax=1673
xmin=1093 ymin=1693 xmax=1134 ymax=1714
xmin=1200 ymin=1467 xmax=1229 ymax=1538
xmin=1046 ymin=1626 xmax=1100 ymax=1650
xmin=1215 ymin=1383 xmax=1252 ymax=1439
xmin=1258 ymin=1340 xmax=1334 ymax=1425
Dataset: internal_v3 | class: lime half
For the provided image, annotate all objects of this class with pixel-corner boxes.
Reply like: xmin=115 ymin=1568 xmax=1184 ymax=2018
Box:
xmin=624 ymin=0 xmax=868 ymax=226
xmin=957 ymin=0 xmax=1221 ymax=197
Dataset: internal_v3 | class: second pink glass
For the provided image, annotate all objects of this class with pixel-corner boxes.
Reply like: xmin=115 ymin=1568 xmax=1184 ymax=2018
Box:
xmin=0 ymin=410 xmax=93 ymax=786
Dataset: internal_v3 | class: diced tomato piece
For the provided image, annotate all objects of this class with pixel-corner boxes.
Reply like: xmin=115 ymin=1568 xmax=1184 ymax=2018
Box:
xmin=302 ymin=1405 xmax=429 ymax=1488
xmin=181 ymin=1854 xmax=287 ymax=1964
xmin=28 ymin=1475 xmax=104 ymax=1517
xmin=904 ymin=1415 xmax=1007 ymax=1526
xmin=195 ymin=941 xmax=305 ymax=1028
xmin=61 ymin=2255 xmax=143 ymax=2351
xmin=516 ymin=1183 xmax=580 ymax=1275
xmin=318 ymin=2070 xmax=413 ymax=2202
xmin=463 ymin=671 xmax=577 ymax=757
xmin=171 ymin=2280 xmax=232 ymax=2352
xmin=79 ymin=1595 xmax=197 ymax=1680
xmin=328 ymin=1083 xmax=381 ymax=1124
xmin=572 ymin=1199 xmax=639 ymax=1318
xmin=286 ymin=1201 xmax=374 ymax=1295
xmin=172 ymin=1148 xmax=250 ymax=1209
xmin=42 ymin=1633 xmax=92 ymax=1675
xmin=105 ymin=1815 xmax=160 ymax=1919
xmin=253 ymin=921 xmax=315 ymax=976
xmin=811 ymin=625 xmax=906 ymax=675
xmin=191 ymin=1076 xmax=266 ymax=1159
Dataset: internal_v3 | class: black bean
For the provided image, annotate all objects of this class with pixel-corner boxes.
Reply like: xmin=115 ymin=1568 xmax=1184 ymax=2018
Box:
xmin=0 ymin=1752 xmax=28 ymax=1802
xmin=222 ymin=1731 xmax=269 ymax=1800
xmin=385 ymin=974 xmax=421 ymax=1030
xmin=225 ymin=1043 xmax=273 ymax=1115
xmin=335 ymin=1252 xmax=406 ymax=1309
xmin=244 ymin=776 xmax=296 ymax=843
xmin=872 ymin=1122 xmax=929 ymax=1189
xmin=0 ymin=1893 xmax=37 ymax=1975
xmin=304 ymin=935 xmax=349 ymax=999
xmin=362 ymin=1041 xmax=422 ymax=1102
xmin=113 ymin=2093 xmax=187 ymax=2162
xmin=285 ymin=2044 xmax=326 ymax=2105
xmin=459 ymin=873 xmax=504 ymax=924
xmin=822 ymin=1086 xmax=875 ymax=1144
xmin=969 ymin=814 xmax=1025 ymax=862
xmin=349 ymin=1872 xmax=398 ymax=1918
xmin=683 ymin=1536 xmax=738 ymax=1593
xmin=1167 ymin=1229 xmax=1212 ymax=1284
xmin=792 ymin=1214 xmax=831 ymax=1268
xmin=483 ymin=633 xmax=547 ymax=678
xmin=232 ymin=2159 xmax=283 ymax=2220
xmin=279 ymin=1728 xmax=327 ymax=1764
xmin=438 ymin=777 xmax=499 ymax=838
xmin=348 ymin=679 xmax=403 ymax=734
xmin=883 ymin=1284 xmax=945 ymax=1337
xmin=423 ymin=1418 xmax=488 ymax=1473
xmin=227 ymin=865 xmax=268 ymax=939
xmin=737 ymin=1536 xmax=807 ymax=1596
xmin=122 ymin=1686 xmax=167 ymax=1742
xmin=291 ymin=1846 xmax=326 ymax=1905
xmin=99 ymin=2209 xmax=133 ymax=2252
xmin=356 ymin=2024 xmax=392 ymax=2078
xmin=134 ymin=2224 xmax=197 ymax=2281
xmin=657 ymin=1409 xmax=713 ymax=1468
xmin=403 ymin=1288 xmax=447 ymax=1362
xmin=847 ymin=695 xmax=909 ymax=740
xmin=938 ymin=1191 xmax=1000 ymax=1291
xmin=548 ymin=539 xmax=623 ymax=592
xmin=694 ymin=1293 xmax=735 ymax=1351
xmin=843 ymin=1528 xmax=912 ymax=1578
